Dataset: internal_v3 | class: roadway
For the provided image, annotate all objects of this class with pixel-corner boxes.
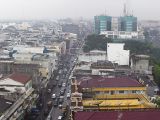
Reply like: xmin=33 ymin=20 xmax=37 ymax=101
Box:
xmin=30 ymin=39 xmax=83 ymax=120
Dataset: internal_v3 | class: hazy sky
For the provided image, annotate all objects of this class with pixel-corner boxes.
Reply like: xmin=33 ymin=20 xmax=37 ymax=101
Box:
xmin=0 ymin=0 xmax=159 ymax=20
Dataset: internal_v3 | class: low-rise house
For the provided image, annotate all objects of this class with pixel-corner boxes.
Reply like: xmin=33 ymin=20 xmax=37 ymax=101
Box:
xmin=131 ymin=54 xmax=150 ymax=74
xmin=0 ymin=73 xmax=32 ymax=93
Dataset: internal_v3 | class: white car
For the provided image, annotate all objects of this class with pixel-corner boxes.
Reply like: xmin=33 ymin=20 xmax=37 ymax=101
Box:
xmin=58 ymin=104 xmax=62 ymax=109
xmin=67 ymin=93 xmax=71 ymax=98
xmin=52 ymin=94 xmax=56 ymax=99
xmin=62 ymin=83 xmax=66 ymax=87
xmin=58 ymin=116 xmax=62 ymax=120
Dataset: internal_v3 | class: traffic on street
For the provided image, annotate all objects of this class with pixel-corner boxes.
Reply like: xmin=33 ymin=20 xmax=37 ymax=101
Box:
xmin=26 ymin=40 xmax=83 ymax=120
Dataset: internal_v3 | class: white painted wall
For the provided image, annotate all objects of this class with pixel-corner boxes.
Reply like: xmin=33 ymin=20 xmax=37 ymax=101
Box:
xmin=107 ymin=43 xmax=130 ymax=65
xmin=78 ymin=50 xmax=106 ymax=63
xmin=13 ymin=45 xmax=44 ymax=54
xmin=101 ymin=31 xmax=138 ymax=39
xmin=13 ymin=53 xmax=33 ymax=61
xmin=0 ymin=78 xmax=26 ymax=93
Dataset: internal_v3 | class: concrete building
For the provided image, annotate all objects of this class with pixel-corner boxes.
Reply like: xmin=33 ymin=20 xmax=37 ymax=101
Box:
xmin=131 ymin=55 xmax=150 ymax=74
xmin=46 ymin=41 xmax=66 ymax=55
xmin=12 ymin=45 xmax=45 ymax=54
xmin=64 ymin=33 xmax=77 ymax=54
xmin=78 ymin=50 xmax=106 ymax=63
xmin=101 ymin=31 xmax=138 ymax=39
xmin=0 ymin=88 xmax=35 ymax=120
xmin=0 ymin=73 xmax=32 ymax=93
xmin=74 ymin=60 xmax=115 ymax=76
xmin=71 ymin=75 xmax=155 ymax=111
xmin=0 ymin=54 xmax=14 ymax=75
xmin=107 ymin=43 xmax=130 ymax=65
xmin=0 ymin=73 xmax=36 ymax=120
xmin=12 ymin=53 xmax=57 ymax=87
xmin=62 ymin=23 xmax=80 ymax=37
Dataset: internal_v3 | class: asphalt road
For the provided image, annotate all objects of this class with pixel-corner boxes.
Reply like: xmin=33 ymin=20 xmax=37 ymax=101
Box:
xmin=49 ymin=55 xmax=73 ymax=120
xmin=33 ymin=40 xmax=83 ymax=120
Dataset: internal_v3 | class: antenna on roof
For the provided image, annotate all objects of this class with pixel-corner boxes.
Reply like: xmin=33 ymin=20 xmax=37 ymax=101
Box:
xmin=123 ymin=3 xmax=127 ymax=16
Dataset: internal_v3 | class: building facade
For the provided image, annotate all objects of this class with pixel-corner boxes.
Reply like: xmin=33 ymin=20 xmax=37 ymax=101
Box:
xmin=94 ymin=15 xmax=112 ymax=34
xmin=94 ymin=14 xmax=138 ymax=39
xmin=71 ymin=76 xmax=155 ymax=111
xmin=107 ymin=43 xmax=130 ymax=65
xmin=120 ymin=16 xmax=137 ymax=32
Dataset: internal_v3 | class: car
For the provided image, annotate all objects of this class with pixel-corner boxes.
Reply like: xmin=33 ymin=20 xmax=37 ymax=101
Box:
xmin=67 ymin=93 xmax=71 ymax=98
xmin=46 ymin=115 xmax=52 ymax=120
xmin=60 ymin=90 xmax=64 ymax=95
xmin=54 ymin=98 xmax=58 ymax=107
xmin=62 ymin=83 xmax=66 ymax=87
xmin=47 ymin=89 xmax=51 ymax=93
xmin=59 ymin=98 xmax=64 ymax=104
xmin=59 ymin=95 xmax=64 ymax=99
xmin=58 ymin=82 xmax=62 ymax=87
xmin=31 ymin=108 xmax=40 ymax=115
xmin=60 ymin=87 xmax=66 ymax=95
xmin=51 ymin=94 xmax=56 ymax=99
xmin=58 ymin=115 xmax=62 ymax=120
xmin=58 ymin=104 xmax=63 ymax=109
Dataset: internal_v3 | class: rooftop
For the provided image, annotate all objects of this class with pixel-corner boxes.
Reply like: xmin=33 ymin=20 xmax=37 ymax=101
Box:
xmin=0 ymin=98 xmax=13 ymax=114
xmin=73 ymin=110 xmax=160 ymax=120
xmin=9 ymin=73 xmax=32 ymax=84
xmin=78 ymin=75 xmax=144 ymax=88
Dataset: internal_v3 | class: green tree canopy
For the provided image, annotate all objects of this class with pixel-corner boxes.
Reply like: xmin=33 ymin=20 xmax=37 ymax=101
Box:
xmin=83 ymin=34 xmax=112 ymax=52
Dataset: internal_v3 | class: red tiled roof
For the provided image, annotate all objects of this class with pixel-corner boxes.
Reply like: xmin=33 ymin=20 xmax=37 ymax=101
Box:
xmin=79 ymin=75 xmax=144 ymax=88
xmin=74 ymin=110 xmax=160 ymax=120
xmin=9 ymin=73 xmax=31 ymax=84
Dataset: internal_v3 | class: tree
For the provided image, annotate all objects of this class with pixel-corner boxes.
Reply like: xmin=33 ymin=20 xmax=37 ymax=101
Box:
xmin=83 ymin=34 xmax=112 ymax=52
xmin=153 ymin=64 xmax=160 ymax=86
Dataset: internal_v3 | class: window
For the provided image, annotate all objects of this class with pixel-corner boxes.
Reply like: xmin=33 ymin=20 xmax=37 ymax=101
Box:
xmin=111 ymin=91 xmax=115 ymax=95
xmin=132 ymin=90 xmax=136 ymax=93
xmin=119 ymin=90 xmax=124 ymax=94
xmin=105 ymin=91 xmax=110 ymax=94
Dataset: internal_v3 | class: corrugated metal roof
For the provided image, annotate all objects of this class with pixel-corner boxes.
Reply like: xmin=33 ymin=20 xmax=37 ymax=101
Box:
xmin=79 ymin=76 xmax=144 ymax=88
xmin=9 ymin=73 xmax=31 ymax=84
xmin=74 ymin=110 xmax=160 ymax=120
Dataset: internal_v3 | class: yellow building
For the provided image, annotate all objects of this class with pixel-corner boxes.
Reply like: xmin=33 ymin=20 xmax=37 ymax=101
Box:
xmin=71 ymin=75 xmax=155 ymax=111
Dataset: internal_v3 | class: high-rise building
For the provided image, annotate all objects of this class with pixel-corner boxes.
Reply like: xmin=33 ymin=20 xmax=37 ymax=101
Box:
xmin=94 ymin=15 xmax=137 ymax=34
xmin=94 ymin=15 xmax=112 ymax=34
xmin=94 ymin=3 xmax=140 ymax=39
xmin=120 ymin=15 xmax=137 ymax=32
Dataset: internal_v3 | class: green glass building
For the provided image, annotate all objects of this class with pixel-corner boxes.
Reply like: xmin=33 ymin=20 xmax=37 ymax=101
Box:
xmin=120 ymin=16 xmax=137 ymax=32
xmin=94 ymin=15 xmax=137 ymax=34
xmin=94 ymin=15 xmax=112 ymax=34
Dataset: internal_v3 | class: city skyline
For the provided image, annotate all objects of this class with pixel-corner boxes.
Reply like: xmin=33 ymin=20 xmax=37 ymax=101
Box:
xmin=0 ymin=0 xmax=160 ymax=20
